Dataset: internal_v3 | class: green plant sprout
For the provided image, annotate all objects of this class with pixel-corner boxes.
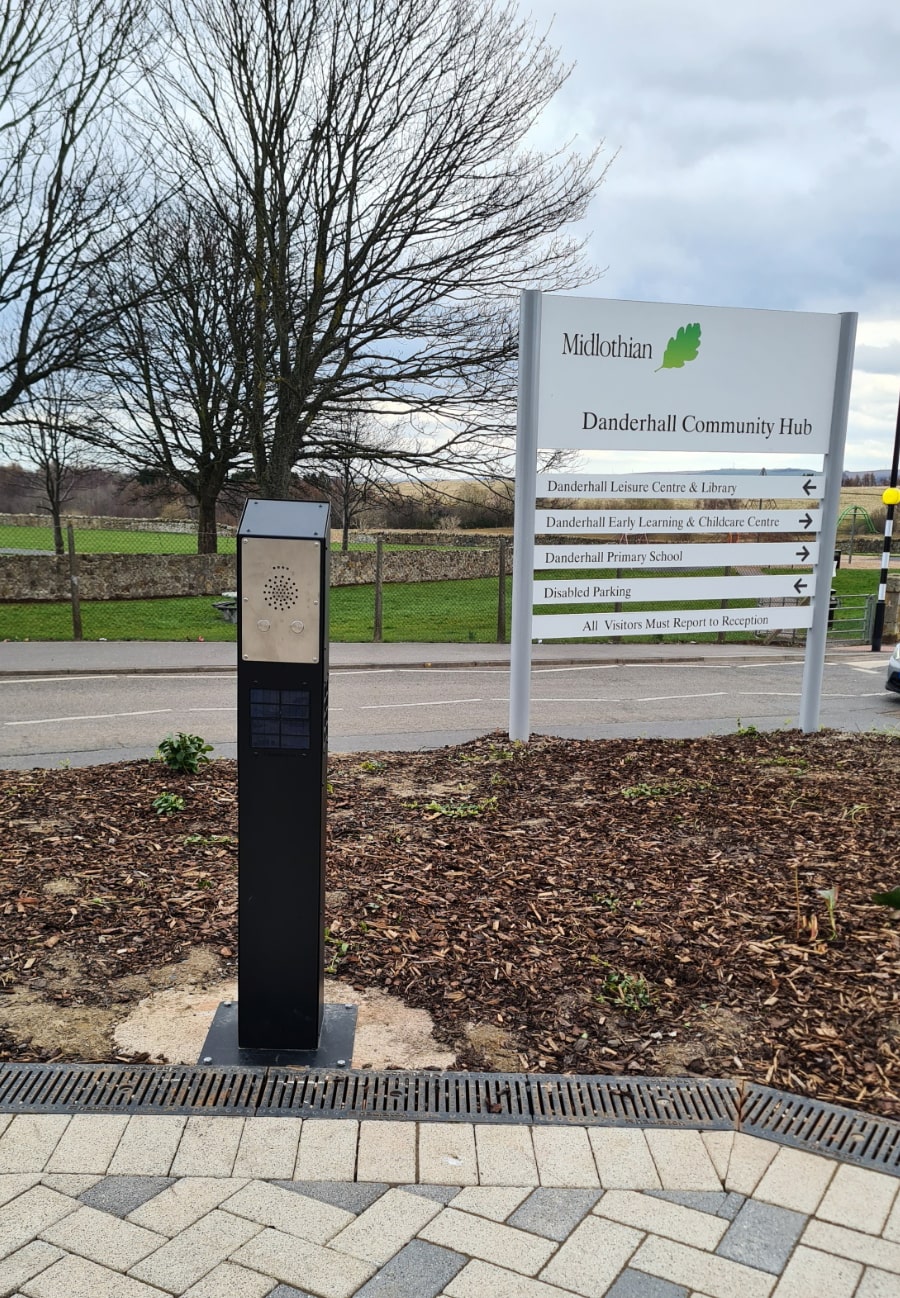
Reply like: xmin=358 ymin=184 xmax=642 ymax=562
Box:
xmin=152 ymin=792 xmax=185 ymax=816
xmin=817 ymin=886 xmax=839 ymax=939
xmin=157 ymin=732 xmax=213 ymax=774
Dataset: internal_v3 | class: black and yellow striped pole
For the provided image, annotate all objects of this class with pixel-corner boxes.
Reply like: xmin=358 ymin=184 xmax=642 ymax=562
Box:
xmin=871 ymin=393 xmax=900 ymax=650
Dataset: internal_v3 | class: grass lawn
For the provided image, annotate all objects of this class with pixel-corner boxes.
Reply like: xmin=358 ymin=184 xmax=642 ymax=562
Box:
xmin=0 ymin=525 xmax=237 ymax=554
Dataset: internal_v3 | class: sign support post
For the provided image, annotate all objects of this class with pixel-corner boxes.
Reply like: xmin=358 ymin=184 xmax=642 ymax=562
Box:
xmin=509 ymin=289 xmax=541 ymax=742
xmin=799 ymin=312 xmax=857 ymax=732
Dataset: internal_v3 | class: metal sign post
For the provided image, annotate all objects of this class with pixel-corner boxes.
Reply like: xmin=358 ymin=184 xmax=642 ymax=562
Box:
xmin=199 ymin=498 xmax=356 ymax=1067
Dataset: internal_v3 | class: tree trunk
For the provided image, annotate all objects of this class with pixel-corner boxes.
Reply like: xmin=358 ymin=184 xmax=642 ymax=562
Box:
xmin=50 ymin=505 xmax=64 ymax=556
xmin=342 ymin=512 xmax=350 ymax=551
xmin=197 ymin=493 xmax=219 ymax=554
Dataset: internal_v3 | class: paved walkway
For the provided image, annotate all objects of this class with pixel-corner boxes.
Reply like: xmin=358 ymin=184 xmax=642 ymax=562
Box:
xmin=0 ymin=637 xmax=834 ymax=678
xmin=0 ymin=1111 xmax=897 ymax=1297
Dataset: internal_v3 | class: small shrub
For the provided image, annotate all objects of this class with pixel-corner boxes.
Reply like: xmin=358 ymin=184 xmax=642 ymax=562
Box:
xmin=152 ymin=792 xmax=185 ymax=816
xmin=157 ymin=732 xmax=213 ymax=774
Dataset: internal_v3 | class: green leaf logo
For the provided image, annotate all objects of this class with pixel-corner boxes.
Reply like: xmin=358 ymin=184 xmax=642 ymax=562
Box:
xmin=656 ymin=322 xmax=701 ymax=371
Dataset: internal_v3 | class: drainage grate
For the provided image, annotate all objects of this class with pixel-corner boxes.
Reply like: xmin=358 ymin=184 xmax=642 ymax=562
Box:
xmin=0 ymin=1064 xmax=897 ymax=1174
xmin=741 ymin=1084 xmax=900 ymax=1175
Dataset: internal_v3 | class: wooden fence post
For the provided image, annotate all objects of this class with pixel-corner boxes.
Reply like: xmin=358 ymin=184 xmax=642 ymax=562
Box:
xmin=67 ymin=523 xmax=83 ymax=640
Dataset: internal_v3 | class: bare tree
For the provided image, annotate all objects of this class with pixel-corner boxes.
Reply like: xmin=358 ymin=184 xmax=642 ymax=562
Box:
xmin=0 ymin=0 xmax=148 ymax=415
xmin=94 ymin=198 xmax=255 ymax=552
xmin=0 ymin=375 xmax=95 ymax=552
xmin=151 ymin=0 xmax=605 ymax=499
xmin=302 ymin=408 xmax=406 ymax=550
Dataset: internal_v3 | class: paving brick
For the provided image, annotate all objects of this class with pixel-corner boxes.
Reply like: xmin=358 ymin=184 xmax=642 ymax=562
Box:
xmin=445 ymin=1258 xmax=581 ymax=1297
xmin=127 ymin=1176 xmax=248 ymax=1235
xmin=107 ymin=1117 xmax=186 ymax=1177
xmin=267 ymin=1287 xmax=314 ymax=1298
xmin=587 ymin=1129 xmax=661 ymax=1190
xmin=885 ymin=1190 xmax=900 ymax=1244
xmin=752 ymin=1147 xmax=835 ymax=1214
xmin=418 ymin=1124 xmax=477 ymax=1186
xmin=539 ymin=1215 xmax=643 ymax=1296
xmin=0 ymin=1187 xmax=77 ymax=1262
xmin=0 ymin=1242 xmax=64 ymax=1295
xmin=21 ymin=1252 xmax=168 ymax=1298
xmin=605 ymin=1272 xmax=690 ymax=1298
xmin=0 ymin=1120 xmax=10 ymax=1142
xmin=801 ymin=1219 xmax=900 ymax=1273
xmin=631 ymin=1235 xmax=776 ymax=1298
xmin=353 ymin=1239 xmax=467 ymax=1298
xmin=644 ymin=1132 xmax=722 ymax=1192
xmin=0 ymin=1120 xmax=70 ymax=1175
xmin=0 ymin=1178 xmax=41 ymax=1210
xmin=38 ymin=1176 xmax=101 ymax=1198
xmin=170 ymin=1116 xmax=245 ymax=1177
xmin=701 ymin=1135 xmax=734 ymax=1184
xmin=770 ymin=1244 xmax=861 ymax=1298
xmin=357 ymin=1121 xmax=416 ymax=1184
xmin=508 ymin=1188 xmax=601 ymax=1241
xmin=815 ymin=1164 xmax=899 ymax=1235
xmin=272 ymin=1180 xmax=387 ymax=1214
xmin=79 ymin=1176 xmax=175 ymax=1218
xmin=222 ymin=1181 xmax=354 ymax=1242
xmin=41 ymin=1204 xmax=164 ymax=1271
xmin=127 ymin=1207 xmax=260 ymax=1291
xmin=532 ymin=1127 xmax=599 ymax=1188
xmin=180 ymin=1259 xmax=276 ymax=1297
xmin=421 ymin=1206 xmax=556 ymax=1276
xmin=402 ymin=1184 xmax=460 ymax=1205
xmin=232 ymin=1118 xmax=303 ymax=1179
xmin=329 ymin=1187 xmax=442 ymax=1264
xmin=855 ymin=1266 xmax=900 ymax=1297
xmin=720 ymin=1136 xmax=778 ymax=1197
xmin=715 ymin=1199 xmax=806 ymax=1274
xmin=451 ymin=1187 xmax=531 ymax=1222
xmin=648 ymin=1191 xmax=745 ymax=1220
xmin=294 ymin=1120 xmax=358 ymax=1182
xmin=474 ymin=1126 xmax=537 ymax=1186
xmin=233 ymin=1225 xmax=376 ymax=1298
xmin=597 ymin=1189 xmax=728 ymax=1251
xmin=43 ymin=1116 xmax=129 ymax=1176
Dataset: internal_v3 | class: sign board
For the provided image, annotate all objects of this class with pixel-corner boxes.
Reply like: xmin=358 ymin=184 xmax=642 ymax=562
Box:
xmin=537 ymin=473 xmax=824 ymax=500
xmin=535 ymin=509 xmax=820 ymax=535
xmin=509 ymin=291 xmax=857 ymax=739
xmin=537 ymin=296 xmax=842 ymax=453
xmin=537 ymin=542 xmax=819 ymax=568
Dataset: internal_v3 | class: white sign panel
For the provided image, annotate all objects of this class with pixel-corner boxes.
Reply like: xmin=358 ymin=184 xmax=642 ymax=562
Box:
xmin=536 ymin=509 xmax=820 ymax=535
xmin=533 ymin=605 xmax=814 ymax=639
xmin=537 ymin=296 xmax=842 ymax=453
xmin=537 ymin=473 xmax=823 ymax=501
xmin=537 ymin=541 xmax=819 ymax=568
xmin=533 ymin=573 xmax=811 ymax=605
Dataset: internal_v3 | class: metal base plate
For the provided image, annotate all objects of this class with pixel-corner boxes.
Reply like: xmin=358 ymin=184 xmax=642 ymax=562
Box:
xmin=198 ymin=1002 xmax=357 ymax=1068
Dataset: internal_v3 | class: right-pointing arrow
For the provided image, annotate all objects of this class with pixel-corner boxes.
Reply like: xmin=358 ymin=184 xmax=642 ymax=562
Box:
xmin=795 ymin=545 xmax=811 ymax=561
xmin=800 ymin=513 xmax=813 ymax=529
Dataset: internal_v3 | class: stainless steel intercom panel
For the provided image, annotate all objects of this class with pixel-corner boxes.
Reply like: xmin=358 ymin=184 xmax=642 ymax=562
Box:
xmin=240 ymin=537 xmax=322 ymax=663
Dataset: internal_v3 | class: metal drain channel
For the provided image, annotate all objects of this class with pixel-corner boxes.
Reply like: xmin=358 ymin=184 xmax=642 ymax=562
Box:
xmin=1 ymin=1064 xmax=898 ymax=1175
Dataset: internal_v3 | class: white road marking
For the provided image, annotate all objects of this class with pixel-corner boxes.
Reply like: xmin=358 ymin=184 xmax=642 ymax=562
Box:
xmin=5 ymin=709 xmax=173 ymax=726
xmin=359 ymin=698 xmax=484 ymax=710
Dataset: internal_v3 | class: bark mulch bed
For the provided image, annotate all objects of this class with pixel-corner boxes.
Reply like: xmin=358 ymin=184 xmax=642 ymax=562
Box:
xmin=0 ymin=730 xmax=898 ymax=1117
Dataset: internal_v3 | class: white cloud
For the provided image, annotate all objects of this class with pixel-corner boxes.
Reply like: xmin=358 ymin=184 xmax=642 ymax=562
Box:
xmin=527 ymin=0 xmax=900 ymax=467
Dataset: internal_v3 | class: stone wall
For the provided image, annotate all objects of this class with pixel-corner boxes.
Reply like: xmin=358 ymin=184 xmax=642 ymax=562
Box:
xmin=0 ymin=512 xmax=237 ymax=535
xmin=0 ymin=546 xmax=511 ymax=602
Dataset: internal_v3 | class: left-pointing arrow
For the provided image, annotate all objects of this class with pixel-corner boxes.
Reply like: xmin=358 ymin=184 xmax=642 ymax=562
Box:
xmin=803 ymin=479 xmax=816 ymax=496
xmin=793 ymin=578 xmax=808 ymax=594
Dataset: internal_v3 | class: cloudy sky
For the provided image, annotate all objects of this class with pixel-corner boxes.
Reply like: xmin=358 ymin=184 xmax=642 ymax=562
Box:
xmin=528 ymin=0 xmax=900 ymax=472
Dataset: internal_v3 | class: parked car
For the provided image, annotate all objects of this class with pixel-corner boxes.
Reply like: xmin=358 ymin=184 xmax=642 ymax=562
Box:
xmin=886 ymin=644 xmax=900 ymax=694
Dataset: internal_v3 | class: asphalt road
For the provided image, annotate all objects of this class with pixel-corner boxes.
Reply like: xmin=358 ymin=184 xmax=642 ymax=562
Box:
xmin=0 ymin=655 xmax=894 ymax=767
